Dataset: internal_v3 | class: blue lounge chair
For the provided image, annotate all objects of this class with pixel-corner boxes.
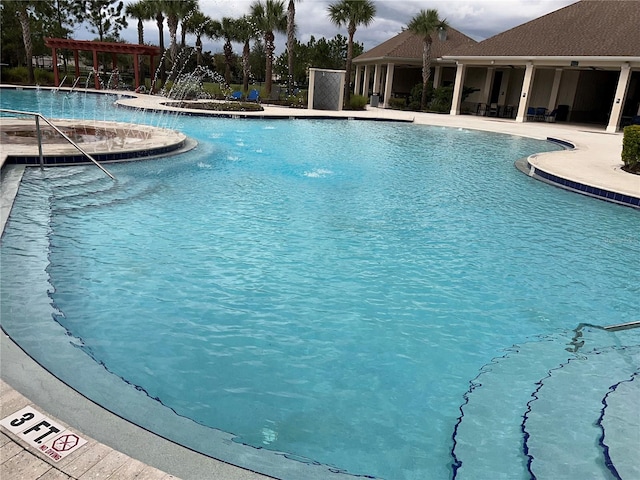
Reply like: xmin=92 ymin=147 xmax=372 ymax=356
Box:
xmin=526 ymin=107 xmax=536 ymax=121
xmin=246 ymin=89 xmax=260 ymax=102
xmin=230 ymin=91 xmax=243 ymax=100
xmin=534 ymin=107 xmax=547 ymax=121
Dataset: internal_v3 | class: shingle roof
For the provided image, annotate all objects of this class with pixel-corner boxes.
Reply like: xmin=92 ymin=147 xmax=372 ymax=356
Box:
xmin=450 ymin=0 xmax=640 ymax=58
xmin=354 ymin=27 xmax=476 ymax=63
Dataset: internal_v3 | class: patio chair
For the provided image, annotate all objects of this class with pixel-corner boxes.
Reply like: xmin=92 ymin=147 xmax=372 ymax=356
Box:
xmin=247 ymin=89 xmax=260 ymax=103
xmin=545 ymin=109 xmax=558 ymax=123
xmin=487 ymin=103 xmax=499 ymax=117
xmin=230 ymin=91 xmax=243 ymax=100
xmin=526 ymin=107 xmax=536 ymax=121
xmin=534 ymin=107 xmax=547 ymax=121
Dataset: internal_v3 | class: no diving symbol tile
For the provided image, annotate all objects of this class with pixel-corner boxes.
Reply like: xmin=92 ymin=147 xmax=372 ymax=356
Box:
xmin=39 ymin=433 xmax=87 ymax=462
xmin=0 ymin=406 xmax=87 ymax=462
xmin=53 ymin=433 xmax=81 ymax=452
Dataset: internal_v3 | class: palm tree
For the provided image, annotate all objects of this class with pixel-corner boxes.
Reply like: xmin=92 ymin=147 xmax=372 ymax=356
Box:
xmin=327 ymin=0 xmax=376 ymax=106
xmin=183 ymin=10 xmax=216 ymax=66
xmin=15 ymin=1 xmax=36 ymax=84
xmin=219 ymin=17 xmax=239 ymax=86
xmin=234 ymin=15 xmax=258 ymax=94
xmin=250 ymin=0 xmax=287 ymax=96
xmin=286 ymin=0 xmax=301 ymax=95
xmin=142 ymin=1 xmax=166 ymax=84
xmin=125 ymin=0 xmax=153 ymax=45
xmin=407 ymin=9 xmax=448 ymax=111
xmin=162 ymin=0 xmax=197 ymax=68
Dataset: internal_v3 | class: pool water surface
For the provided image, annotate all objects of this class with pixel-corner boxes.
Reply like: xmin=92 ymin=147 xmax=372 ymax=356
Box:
xmin=1 ymin=89 xmax=639 ymax=479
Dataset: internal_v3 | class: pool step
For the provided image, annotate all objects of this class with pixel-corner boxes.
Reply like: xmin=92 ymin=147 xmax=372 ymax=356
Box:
xmin=524 ymin=344 xmax=640 ymax=480
xmin=600 ymin=374 xmax=640 ymax=480
xmin=451 ymin=332 xmax=574 ymax=480
xmin=47 ymin=169 xmax=160 ymax=213
xmin=451 ymin=329 xmax=640 ymax=479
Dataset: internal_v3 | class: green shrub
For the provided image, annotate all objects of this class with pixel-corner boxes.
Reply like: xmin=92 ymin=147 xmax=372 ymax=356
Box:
xmin=1 ymin=66 xmax=29 ymax=84
xmin=349 ymin=94 xmax=368 ymax=110
xmin=166 ymin=101 xmax=264 ymax=112
xmin=388 ymin=97 xmax=407 ymax=110
xmin=621 ymin=125 xmax=640 ymax=173
xmin=34 ymin=69 xmax=55 ymax=86
xmin=429 ymin=85 xmax=454 ymax=112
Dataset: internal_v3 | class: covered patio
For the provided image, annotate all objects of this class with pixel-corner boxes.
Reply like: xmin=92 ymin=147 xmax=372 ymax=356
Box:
xmin=44 ymin=38 xmax=162 ymax=91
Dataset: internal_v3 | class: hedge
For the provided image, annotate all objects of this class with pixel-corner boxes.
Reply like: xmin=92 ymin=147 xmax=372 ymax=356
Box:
xmin=621 ymin=124 xmax=640 ymax=173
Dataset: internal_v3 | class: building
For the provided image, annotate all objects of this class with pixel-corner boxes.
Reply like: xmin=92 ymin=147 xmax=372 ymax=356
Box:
xmin=354 ymin=0 xmax=640 ymax=132
xmin=352 ymin=27 xmax=476 ymax=107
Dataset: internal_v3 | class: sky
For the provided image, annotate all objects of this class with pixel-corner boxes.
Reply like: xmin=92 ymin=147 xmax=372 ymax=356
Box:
xmin=81 ymin=0 xmax=578 ymax=54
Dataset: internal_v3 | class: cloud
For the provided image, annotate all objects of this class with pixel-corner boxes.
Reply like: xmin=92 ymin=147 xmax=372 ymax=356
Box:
xmin=103 ymin=0 xmax=577 ymax=55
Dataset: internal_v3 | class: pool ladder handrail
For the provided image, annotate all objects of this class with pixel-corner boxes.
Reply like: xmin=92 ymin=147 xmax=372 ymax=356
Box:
xmin=70 ymin=76 xmax=82 ymax=92
xmin=0 ymin=108 xmax=116 ymax=180
xmin=55 ymin=75 xmax=67 ymax=92
xmin=602 ymin=320 xmax=640 ymax=332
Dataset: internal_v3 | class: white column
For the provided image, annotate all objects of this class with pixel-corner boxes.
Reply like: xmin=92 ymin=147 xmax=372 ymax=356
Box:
xmin=449 ymin=62 xmax=466 ymax=115
xmin=383 ymin=62 xmax=395 ymax=107
xmin=307 ymin=68 xmax=316 ymax=109
xmin=606 ymin=63 xmax=632 ymax=133
xmin=548 ymin=68 xmax=563 ymax=111
xmin=354 ymin=65 xmax=362 ymax=96
xmin=373 ymin=64 xmax=382 ymax=95
xmin=433 ymin=66 xmax=442 ymax=89
xmin=516 ymin=62 xmax=536 ymax=122
xmin=363 ymin=65 xmax=371 ymax=96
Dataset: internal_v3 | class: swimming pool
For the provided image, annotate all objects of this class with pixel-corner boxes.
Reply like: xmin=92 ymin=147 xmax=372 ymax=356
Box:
xmin=1 ymin=89 xmax=639 ymax=479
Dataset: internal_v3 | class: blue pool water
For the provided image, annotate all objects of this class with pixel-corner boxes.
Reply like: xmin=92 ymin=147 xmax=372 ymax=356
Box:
xmin=1 ymin=89 xmax=639 ymax=479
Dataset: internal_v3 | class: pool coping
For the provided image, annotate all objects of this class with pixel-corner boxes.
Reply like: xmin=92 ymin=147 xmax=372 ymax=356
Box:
xmin=1 ymin=85 xmax=639 ymax=480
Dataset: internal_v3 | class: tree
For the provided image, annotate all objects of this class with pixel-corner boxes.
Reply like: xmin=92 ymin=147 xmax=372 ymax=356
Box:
xmin=50 ymin=0 xmax=78 ymax=72
xmin=249 ymin=39 xmax=266 ymax=83
xmin=286 ymin=0 xmax=301 ymax=95
xmin=125 ymin=0 xmax=153 ymax=45
xmin=407 ymin=9 xmax=448 ymax=110
xmin=3 ymin=1 xmax=53 ymax=83
xmin=327 ymin=0 xmax=376 ymax=105
xmin=183 ymin=10 xmax=217 ymax=67
xmin=251 ymin=0 xmax=287 ymax=96
xmin=218 ymin=17 xmax=239 ymax=85
xmin=161 ymin=0 xmax=197 ymax=69
xmin=147 ymin=1 xmax=166 ymax=83
xmin=81 ymin=0 xmax=128 ymax=42
xmin=0 ymin=3 xmax=25 ymax=69
xmin=16 ymin=1 xmax=36 ymax=83
xmin=234 ymin=15 xmax=258 ymax=93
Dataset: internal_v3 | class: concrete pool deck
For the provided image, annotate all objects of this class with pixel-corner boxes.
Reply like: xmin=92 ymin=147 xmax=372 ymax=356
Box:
xmin=1 ymin=88 xmax=639 ymax=480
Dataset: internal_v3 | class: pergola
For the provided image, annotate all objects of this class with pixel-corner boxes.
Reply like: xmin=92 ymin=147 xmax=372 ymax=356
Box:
xmin=45 ymin=38 xmax=162 ymax=91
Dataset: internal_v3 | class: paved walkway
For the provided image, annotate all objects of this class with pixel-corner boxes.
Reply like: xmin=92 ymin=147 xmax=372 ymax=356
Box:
xmin=1 ymin=88 xmax=639 ymax=480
